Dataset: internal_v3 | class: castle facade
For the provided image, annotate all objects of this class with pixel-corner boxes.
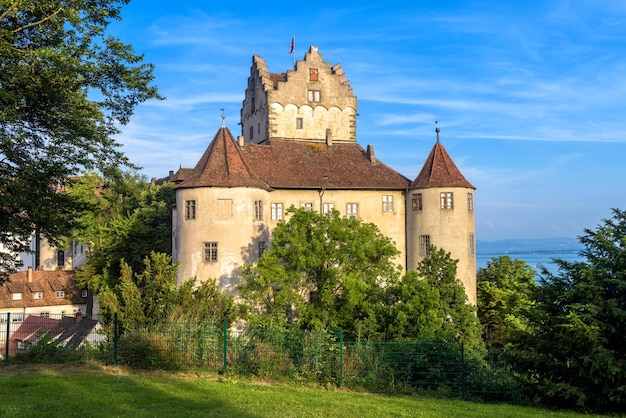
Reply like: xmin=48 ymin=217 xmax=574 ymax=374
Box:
xmin=169 ymin=46 xmax=477 ymax=303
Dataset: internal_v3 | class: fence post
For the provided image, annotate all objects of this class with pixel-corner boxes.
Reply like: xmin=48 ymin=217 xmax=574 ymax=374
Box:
xmin=4 ymin=312 xmax=10 ymax=365
xmin=222 ymin=321 xmax=228 ymax=375
xmin=113 ymin=312 xmax=118 ymax=366
xmin=339 ymin=331 xmax=343 ymax=388
xmin=461 ymin=342 xmax=466 ymax=400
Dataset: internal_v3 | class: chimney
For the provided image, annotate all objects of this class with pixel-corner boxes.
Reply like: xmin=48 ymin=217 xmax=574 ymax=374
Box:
xmin=27 ymin=266 xmax=33 ymax=283
xmin=237 ymin=135 xmax=245 ymax=147
xmin=366 ymin=144 xmax=376 ymax=164
xmin=326 ymin=129 xmax=333 ymax=146
xmin=168 ymin=170 xmax=174 ymax=178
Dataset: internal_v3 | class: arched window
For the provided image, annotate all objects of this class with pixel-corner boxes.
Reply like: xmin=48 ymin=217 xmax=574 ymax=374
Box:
xmin=57 ymin=250 xmax=65 ymax=268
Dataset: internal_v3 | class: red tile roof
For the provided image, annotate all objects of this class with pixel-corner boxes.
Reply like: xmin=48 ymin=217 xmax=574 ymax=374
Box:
xmin=410 ymin=141 xmax=475 ymax=189
xmin=175 ymin=128 xmax=411 ymax=191
xmin=0 ymin=270 xmax=85 ymax=309
xmin=176 ymin=128 xmax=269 ymax=190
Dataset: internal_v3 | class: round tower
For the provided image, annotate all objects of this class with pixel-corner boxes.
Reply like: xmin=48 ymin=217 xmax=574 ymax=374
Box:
xmin=406 ymin=126 xmax=477 ymax=304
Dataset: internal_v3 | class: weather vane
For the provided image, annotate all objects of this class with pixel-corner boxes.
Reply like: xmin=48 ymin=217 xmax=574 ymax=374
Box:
xmin=435 ymin=120 xmax=440 ymax=143
xmin=221 ymin=108 xmax=226 ymax=128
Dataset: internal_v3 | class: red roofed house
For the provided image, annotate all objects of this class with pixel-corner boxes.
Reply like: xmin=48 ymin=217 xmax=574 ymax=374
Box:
xmin=0 ymin=268 xmax=91 ymax=321
xmin=168 ymin=46 xmax=477 ymax=304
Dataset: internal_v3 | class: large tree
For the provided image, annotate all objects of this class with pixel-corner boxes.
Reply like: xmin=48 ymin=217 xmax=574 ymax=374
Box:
xmin=508 ymin=209 xmax=626 ymax=412
xmin=99 ymin=251 xmax=237 ymax=333
xmin=477 ymin=256 xmax=537 ymax=349
xmin=239 ymin=207 xmax=402 ymax=338
xmin=70 ymin=171 xmax=175 ymax=294
xmin=0 ymin=1 xmax=161 ymax=279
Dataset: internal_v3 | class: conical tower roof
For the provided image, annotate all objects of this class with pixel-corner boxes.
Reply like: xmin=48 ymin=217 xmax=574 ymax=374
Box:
xmin=175 ymin=127 xmax=269 ymax=190
xmin=410 ymin=140 xmax=475 ymax=189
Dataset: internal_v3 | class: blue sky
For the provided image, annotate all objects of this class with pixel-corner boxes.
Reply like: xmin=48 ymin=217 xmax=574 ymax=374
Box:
xmin=107 ymin=0 xmax=626 ymax=241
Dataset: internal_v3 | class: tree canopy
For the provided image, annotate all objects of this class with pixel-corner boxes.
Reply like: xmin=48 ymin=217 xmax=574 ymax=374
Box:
xmin=70 ymin=171 xmax=174 ymax=295
xmin=239 ymin=207 xmax=402 ymax=338
xmin=508 ymin=209 xmax=626 ymax=412
xmin=239 ymin=208 xmax=482 ymax=346
xmin=0 ymin=1 xmax=161 ymax=278
xmin=477 ymin=255 xmax=537 ymax=349
xmin=99 ymin=251 xmax=237 ymax=334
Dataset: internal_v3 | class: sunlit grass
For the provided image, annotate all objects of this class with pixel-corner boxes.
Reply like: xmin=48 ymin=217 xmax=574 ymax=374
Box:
xmin=0 ymin=364 xmax=611 ymax=417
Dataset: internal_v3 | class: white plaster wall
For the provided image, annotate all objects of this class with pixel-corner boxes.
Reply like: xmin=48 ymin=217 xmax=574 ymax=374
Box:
xmin=406 ymin=187 xmax=476 ymax=304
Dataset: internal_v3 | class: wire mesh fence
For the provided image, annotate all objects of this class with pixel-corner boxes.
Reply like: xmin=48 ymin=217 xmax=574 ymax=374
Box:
xmin=1 ymin=313 xmax=518 ymax=401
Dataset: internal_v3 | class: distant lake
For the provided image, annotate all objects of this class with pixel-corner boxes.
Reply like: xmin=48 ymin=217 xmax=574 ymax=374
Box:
xmin=476 ymin=250 xmax=584 ymax=276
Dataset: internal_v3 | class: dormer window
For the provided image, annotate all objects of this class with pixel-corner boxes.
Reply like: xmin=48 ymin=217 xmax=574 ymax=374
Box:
xmin=34 ymin=292 xmax=43 ymax=300
xmin=12 ymin=292 xmax=22 ymax=301
xmin=55 ymin=291 xmax=65 ymax=299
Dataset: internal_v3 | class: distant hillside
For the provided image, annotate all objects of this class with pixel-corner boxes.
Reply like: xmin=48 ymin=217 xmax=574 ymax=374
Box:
xmin=477 ymin=237 xmax=584 ymax=255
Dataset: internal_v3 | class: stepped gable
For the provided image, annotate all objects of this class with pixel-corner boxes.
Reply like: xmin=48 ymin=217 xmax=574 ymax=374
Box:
xmin=176 ymin=127 xmax=268 ymax=190
xmin=241 ymin=140 xmax=410 ymax=190
xmin=410 ymin=141 xmax=475 ymax=189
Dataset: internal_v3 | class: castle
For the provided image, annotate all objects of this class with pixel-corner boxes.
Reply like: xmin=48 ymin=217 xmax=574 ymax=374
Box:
xmin=168 ymin=46 xmax=477 ymax=303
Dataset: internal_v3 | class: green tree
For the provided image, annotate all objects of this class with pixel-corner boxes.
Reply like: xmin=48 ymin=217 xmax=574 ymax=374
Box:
xmin=239 ymin=207 xmax=401 ymax=338
xmin=0 ymin=1 xmax=161 ymax=279
xmin=413 ymin=246 xmax=484 ymax=350
xmin=509 ymin=209 xmax=626 ymax=412
xmin=71 ymin=171 xmax=175 ymax=293
xmin=99 ymin=252 xmax=237 ymax=333
xmin=477 ymin=256 xmax=537 ymax=349
xmin=171 ymin=278 xmax=237 ymax=324
xmin=378 ymin=270 xmax=445 ymax=341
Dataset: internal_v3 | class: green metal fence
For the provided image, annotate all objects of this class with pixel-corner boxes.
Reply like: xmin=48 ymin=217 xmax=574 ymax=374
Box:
xmin=2 ymin=314 xmax=517 ymax=401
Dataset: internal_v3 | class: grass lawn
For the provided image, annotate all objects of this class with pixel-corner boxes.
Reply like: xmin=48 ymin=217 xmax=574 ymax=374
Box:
xmin=0 ymin=363 xmax=612 ymax=417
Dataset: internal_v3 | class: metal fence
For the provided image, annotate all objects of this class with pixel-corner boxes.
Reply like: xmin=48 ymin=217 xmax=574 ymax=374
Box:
xmin=1 ymin=313 xmax=517 ymax=401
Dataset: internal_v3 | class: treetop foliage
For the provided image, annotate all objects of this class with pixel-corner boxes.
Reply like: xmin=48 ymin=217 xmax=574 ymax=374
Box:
xmin=0 ymin=1 xmax=162 ymax=278
xmin=240 ymin=207 xmax=483 ymax=347
xmin=508 ymin=208 xmax=626 ymax=412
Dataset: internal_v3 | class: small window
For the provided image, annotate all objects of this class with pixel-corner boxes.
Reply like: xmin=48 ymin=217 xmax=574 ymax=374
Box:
xmin=185 ymin=200 xmax=196 ymax=220
xmin=40 ymin=312 xmax=50 ymax=318
xmin=309 ymin=68 xmax=319 ymax=81
xmin=322 ymin=203 xmax=334 ymax=214
xmin=12 ymin=293 xmax=22 ymax=301
xmin=56 ymin=291 xmax=65 ymax=299
xmin=419 ymin=235 xmax=431 ymax=257
xmin=249 ymin=126 xmax=254 ymax=140
xmin=467 ymin=193 xmax=474 ymax=211
xmin=301 ymin=202 xmax=312 ymax=211
xmin=307 ymin=90 xmax=321 ymax=102
xmin=440 ymin=192 xmax=453 ymax=209
xmin=296 ymin=117 xmax=303 ymax=129
xmin=81 ymin=289 xmax=88 ymax=298
xmin=204 ymin=242 xmax=218 ymax=262
xmin=469 ymin=233 xmax=475 ymax=257
xmin=382 ymin=195 xmax=394 ymax=212
xmin=57 ymin=250 xmax=65 ymax=267
xmin=254 ymin=200 xmax=263 ymax=220
xmin=258 ymin=123 xmax=260 ymax=135
xmin=271 ymin=203 xmax=284 ymax=220
xmin=34 ymin=292 xmax=43 ymax=300
xmin=412 ymin=193 xmax=423 ymax=211
xmin=346 ymin=203 xmax=358 ymax=218
xmin=251 ymin=96 xmax=255 ymax=111
xmin=258 ymin=241 xmax=267 ymax=258
xmin=12 ymin=312 xmax=24 ymax=323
